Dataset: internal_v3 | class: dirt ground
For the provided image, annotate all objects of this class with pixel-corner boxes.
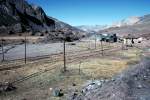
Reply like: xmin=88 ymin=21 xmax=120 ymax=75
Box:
xmin=0 ymin=40 xmax=149 ymax=100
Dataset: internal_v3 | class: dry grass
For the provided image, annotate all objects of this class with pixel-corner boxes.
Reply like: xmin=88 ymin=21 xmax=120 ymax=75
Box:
xmin=68 ymin=58 xmax=128 ymax=78
xmin=68 ymin=47 xmax=142 ymax=79
xmin=0 ymin=45 xmax=143 ymax=100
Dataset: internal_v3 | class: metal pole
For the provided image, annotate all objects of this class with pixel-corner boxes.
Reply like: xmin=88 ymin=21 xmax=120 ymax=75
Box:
xmin=63 ymin=39 xmax=66 ymax=72
xmin=25 ymin=35 xmax=27 ymax=64
xmin=101 ymin=40 xmax=103 ymax=56
xmin=1 ymin=39 xmax=4 ymax=62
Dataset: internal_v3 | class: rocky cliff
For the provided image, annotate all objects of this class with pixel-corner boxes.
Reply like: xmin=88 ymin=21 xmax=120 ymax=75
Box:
xmin=0 ymin=0 xmax=85 ymax=40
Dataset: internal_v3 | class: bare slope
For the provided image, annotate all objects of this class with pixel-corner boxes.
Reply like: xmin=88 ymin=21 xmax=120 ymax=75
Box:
xmin=73 ymin=59 xmax=150 ymax=100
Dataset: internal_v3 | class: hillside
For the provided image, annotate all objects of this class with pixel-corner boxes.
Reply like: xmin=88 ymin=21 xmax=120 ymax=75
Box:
xmin=69 ymin=59 xmax=150 ymax=100
xmin=0 ymin=0 xmax=85 ymax=40
xmin=99 ymin=14 xmax=150 ymax=38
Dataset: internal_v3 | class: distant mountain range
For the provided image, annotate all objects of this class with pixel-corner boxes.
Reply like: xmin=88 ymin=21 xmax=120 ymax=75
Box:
xmin=76 ymin=25 xmax=110 ymax=32
xmin=112 ymin=16 xmax=140 ymax=27
xmin=99 ymin=14 xmax=150 ymax=38
xmin=112 ymin=15 xmax=150 ymax=27
xmin=76 ymin=14 xmax=150 ymax=39
xmin=0 ymin=0 xmax=85 ymax=41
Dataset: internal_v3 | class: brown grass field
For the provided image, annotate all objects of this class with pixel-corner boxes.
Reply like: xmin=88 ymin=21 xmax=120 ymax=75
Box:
xmin=0 ymin=40 xmax=149 ymax=100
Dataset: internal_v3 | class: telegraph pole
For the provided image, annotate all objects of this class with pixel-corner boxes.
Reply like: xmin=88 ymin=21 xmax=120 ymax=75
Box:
xmin=101 ymin=40 xmax=103 ymax=56
xmin=1 ymin=39 xmax=4 ymax=62
xmin=63 ymin=39 xmax=66 ymax=72
xmin=95 ymin=33 xmax=97 ymax=49
xmin=24 ymin=35 xmax=27 ymax=64
xmin=61 ymin=30 xmax=67 ymax=72
xmin=122 ymin=40 xmax=124 ymax=50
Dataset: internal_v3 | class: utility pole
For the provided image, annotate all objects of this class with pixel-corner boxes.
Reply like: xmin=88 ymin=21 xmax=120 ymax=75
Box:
xmin=63 ymin=39 xmax=66 ymax=72
xmin=24 ymin=35 xmax=27 ymax=64
xmin=95 ymin=33 xmax=97 ymax=49
xmin=122 ymin=40 xmax=124 ymax=50
xmin=61 ymin=30 xmax=67 ymax=72
xmin=101 ymin=40 xmax=103 ymax=56
xmin=1 ymin=39 xmax=4 ymax=62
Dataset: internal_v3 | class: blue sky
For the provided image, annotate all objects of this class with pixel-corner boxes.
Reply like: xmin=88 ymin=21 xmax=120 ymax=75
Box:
xmin=27 ymin=0 xmax=150 ymax=26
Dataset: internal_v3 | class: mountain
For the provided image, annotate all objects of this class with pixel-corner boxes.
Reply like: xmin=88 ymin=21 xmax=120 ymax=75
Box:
xmin=112 ymin=16 xmax=140 ymax=27
xmin=76 ymin=25 xmax=110 ymax=32
xmin=0 ymin=0 xmax=85 ymax=40
xmin=99 ymin=14 xmax=150 ymax=38
xmin=137 ymin=14 xmax=150 ymax=24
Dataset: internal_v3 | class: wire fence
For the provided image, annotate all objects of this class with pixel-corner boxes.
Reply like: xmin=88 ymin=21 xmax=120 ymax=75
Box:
xmin=0 ymin=37 xmax=114 ymax=63
xmin=0 ymin=36 xmax=125 ymax=80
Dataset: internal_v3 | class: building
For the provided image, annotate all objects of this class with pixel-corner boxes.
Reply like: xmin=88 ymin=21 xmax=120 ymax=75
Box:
xmin=123 ymin=34 xmax=139 ymax=46
xmin=97 ymin=33 xmax=118 ymax=43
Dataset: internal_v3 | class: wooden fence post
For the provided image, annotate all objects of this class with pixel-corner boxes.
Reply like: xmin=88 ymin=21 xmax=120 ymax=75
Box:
xmin=79 ymin=61 xmax=82 ymax=75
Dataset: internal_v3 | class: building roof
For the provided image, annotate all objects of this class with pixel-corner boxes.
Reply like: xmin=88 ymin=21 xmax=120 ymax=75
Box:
xmin=123 ymin=34 xmax=139 ymax=39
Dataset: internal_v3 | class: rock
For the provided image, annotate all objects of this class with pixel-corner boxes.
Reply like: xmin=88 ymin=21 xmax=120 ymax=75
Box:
xmin=52 ymin=88 xmax=64 ymax=97
xmin=72 ymin=83 xmax=76 ymax=86
xmin=12 ymin=23 xmax=22 ymax=33
xmin=81 ymin=80 xmax=104 ymax=94
xmin=0 ymin=82 xmax=16 ymax=92
xmin=70 ymin=92 xmax=78 ymax=100
xmin=21 ymin=98 xmax=27 ymax=100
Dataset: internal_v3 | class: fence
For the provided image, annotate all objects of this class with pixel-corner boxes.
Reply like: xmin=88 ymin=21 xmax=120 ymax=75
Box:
xmin=0 ymin=36 xmax=124 ymax=75
xmin=0 ymin=37 xmax=113 ymax=62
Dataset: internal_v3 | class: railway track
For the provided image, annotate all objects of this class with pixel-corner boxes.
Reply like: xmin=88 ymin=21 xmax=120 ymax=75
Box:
xmin=0 ymin=45 xmax=122 ymax=86
xmin=0 ymin=45 xmax=121 ymax=72
xmin=11 ymin=46 xmax=122 ymax=85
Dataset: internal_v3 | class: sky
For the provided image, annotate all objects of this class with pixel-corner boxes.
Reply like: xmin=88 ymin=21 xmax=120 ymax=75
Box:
xmin=27 ymin=0 xmax=150 ymax=26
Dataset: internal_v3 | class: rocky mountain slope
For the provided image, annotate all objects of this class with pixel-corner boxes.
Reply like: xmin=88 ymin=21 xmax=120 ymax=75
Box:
xmin=0 ymin=0 xmax=85 ymax=40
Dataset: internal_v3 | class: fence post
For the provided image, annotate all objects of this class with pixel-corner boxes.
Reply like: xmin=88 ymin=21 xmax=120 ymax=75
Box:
xmin=89 ymin=40 xmax=90 ymax=50
xmin=79 ymin=61 xmax=82 ymax=75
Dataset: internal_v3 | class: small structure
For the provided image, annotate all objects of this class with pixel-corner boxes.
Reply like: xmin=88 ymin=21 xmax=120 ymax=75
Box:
xmin=97 ymin=33 xmax=118 ymax=43
xmin=123 ymin=34 xmax=139 ymax=47
xmin=137 ymin=37 xmax=143 ymax=43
